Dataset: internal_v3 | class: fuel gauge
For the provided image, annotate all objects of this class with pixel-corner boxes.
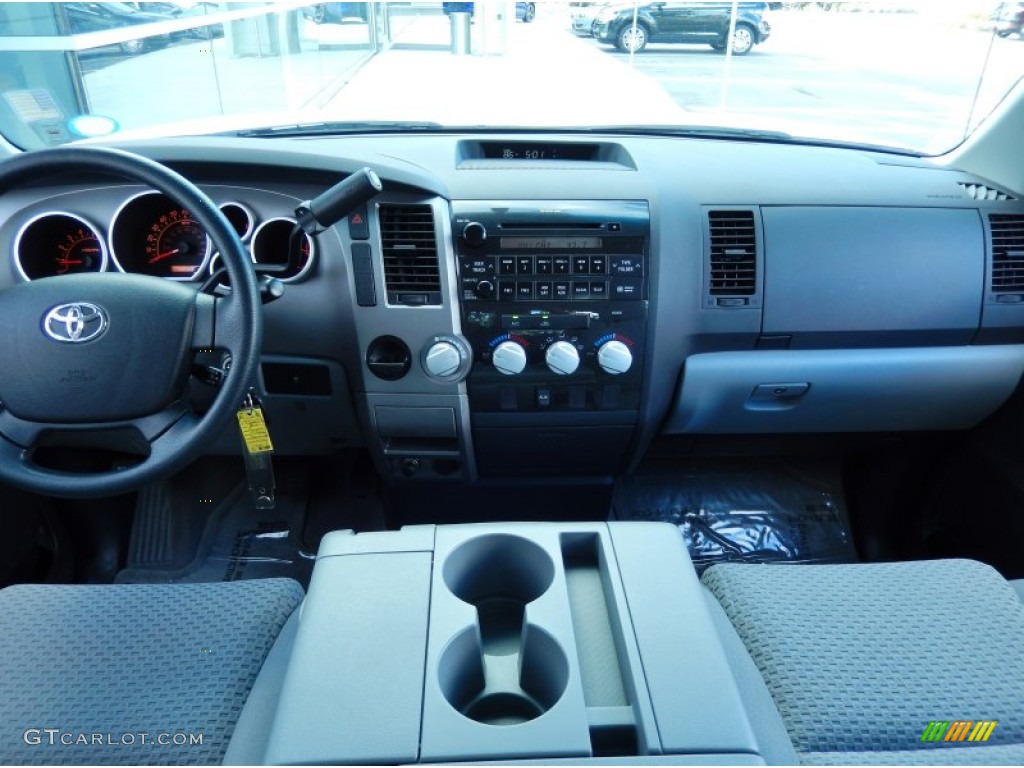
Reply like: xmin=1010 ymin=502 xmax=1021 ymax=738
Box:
xmin=13 ymin=212 xmax=107 ymax=281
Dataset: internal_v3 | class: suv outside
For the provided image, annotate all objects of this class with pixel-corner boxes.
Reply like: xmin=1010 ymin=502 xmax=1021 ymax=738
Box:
xmin=995 ymin=1 xmax=1024 ymax=37
xmin=592 ymin=1 xmax=771 ymax=54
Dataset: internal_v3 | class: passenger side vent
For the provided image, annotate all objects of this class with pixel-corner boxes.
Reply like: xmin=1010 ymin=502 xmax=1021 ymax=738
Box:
xmin=379 ymin=203 xmax=442 ymax=306
xmin=960 ymin=182 xmax=1015 ymax=202
xmin=707 ymin=209 xmax=757 ymax=299
xmin=990 ymin=214 xmax=1024 ymax=293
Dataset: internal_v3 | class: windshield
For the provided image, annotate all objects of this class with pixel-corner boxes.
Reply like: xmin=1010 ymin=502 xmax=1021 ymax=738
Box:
xmin=0 ymin=0 xmax=1021 ymax=154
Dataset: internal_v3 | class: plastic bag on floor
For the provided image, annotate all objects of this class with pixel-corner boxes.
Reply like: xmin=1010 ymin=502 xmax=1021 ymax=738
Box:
xmin=613 ymin=461 xmax=856 ymax=572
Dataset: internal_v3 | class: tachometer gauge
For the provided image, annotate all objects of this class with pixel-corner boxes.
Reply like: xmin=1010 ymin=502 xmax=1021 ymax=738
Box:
xmin=13 ymin=212 xmax=107 ymax=280
xmin=251 ymin=217 xmax=315 ymax=282
xmin=110 ymin=191 xmax=211 ymax=280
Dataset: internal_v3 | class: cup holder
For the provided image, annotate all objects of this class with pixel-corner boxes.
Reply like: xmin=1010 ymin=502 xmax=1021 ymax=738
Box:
xmin=439 ymin=535 xmax=566 ymax=726
xmin=444 ymin=534 xmax=555 ymax=607
xmin=440 ymin=626 xmax=569 ymax=726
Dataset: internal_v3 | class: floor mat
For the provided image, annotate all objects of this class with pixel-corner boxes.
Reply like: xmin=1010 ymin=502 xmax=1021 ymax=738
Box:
xmin=116 ymin=482 xmax=315 ymax=586
xmin=612 ymin=458 xmax=857 ymax=573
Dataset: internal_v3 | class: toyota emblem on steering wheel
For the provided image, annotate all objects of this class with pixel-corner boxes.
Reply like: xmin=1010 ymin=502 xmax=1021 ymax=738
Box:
xmin=42 ymin=302 xmax=108 ymax=343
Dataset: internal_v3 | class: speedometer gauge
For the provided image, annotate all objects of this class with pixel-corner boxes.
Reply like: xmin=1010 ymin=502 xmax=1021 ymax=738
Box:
xmin=13 ymin=212 xmax=107 ymax=281
xmin=110 ymin=191 xmax=211 ymax=280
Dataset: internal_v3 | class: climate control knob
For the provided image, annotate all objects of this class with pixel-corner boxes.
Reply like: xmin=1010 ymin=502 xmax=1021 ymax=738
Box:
xmin=424 ymin=341 xmax=462 ymax=378
xmin=597 ymin=340 xmax=633 ymax=375
xmin=492 ymin=340 xmax=527 ymax=375
xmin=462 ymin=221 xmax=487 ymax=247
xmin=545 ymin=341 xmax=580 ymax=376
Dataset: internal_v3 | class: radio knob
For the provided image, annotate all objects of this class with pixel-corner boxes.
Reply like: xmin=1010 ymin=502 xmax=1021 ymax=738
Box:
xmin=462 ymin=221 xmax=487 ymax=247
xmin=424 ymin=341 xmax=464 ymax=379
xmin=597 ymin=339 xmax=633 ymax=375
xmin=492 ymin=340 xmax=527 ymax=375
xmin=546 ymin=341 xmax=580 ymax=376
xmin=475 ymin=279 xmax=495 ymax=299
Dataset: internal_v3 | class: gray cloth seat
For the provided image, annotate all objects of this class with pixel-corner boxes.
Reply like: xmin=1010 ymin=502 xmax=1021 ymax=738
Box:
xmin=702 ymin=559 xmax=1024 ymax=765
xmin=0 ymin=578 xmax=303 ymax=765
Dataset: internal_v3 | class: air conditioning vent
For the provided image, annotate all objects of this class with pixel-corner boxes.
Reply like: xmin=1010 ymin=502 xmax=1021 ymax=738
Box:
xmin=708 ymin=210 xmax=757 ymax=297
xmin=379 ymin=204 xmax=441 ymax=306
xmin=990 ymin=214 xmax=1024 ymax=293
xmin=960 ymin=182 xmax=1015 ymax=202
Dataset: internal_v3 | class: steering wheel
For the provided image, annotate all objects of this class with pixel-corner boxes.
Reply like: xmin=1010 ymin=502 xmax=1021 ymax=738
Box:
xmin=0 ymin=146 xmax=261 ymax=498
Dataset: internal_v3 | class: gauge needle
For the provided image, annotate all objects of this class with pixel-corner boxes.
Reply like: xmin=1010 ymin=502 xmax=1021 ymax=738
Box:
xmin=149 ymin=248 xmax=180 ymax=264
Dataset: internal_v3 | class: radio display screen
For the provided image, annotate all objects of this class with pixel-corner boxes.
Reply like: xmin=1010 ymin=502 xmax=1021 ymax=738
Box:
xmin=500 ymin=237 xmax=603 ymax=250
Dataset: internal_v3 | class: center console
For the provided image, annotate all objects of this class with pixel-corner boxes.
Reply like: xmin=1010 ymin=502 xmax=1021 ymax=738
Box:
xmin=260 ymin=522 xmax=764 ymax=765
xmin=452 ymin=201 xmax=651 ymax=476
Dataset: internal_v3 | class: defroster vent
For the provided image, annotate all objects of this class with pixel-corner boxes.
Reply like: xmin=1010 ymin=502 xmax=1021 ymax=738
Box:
xmin=990 ymin=214 xmax=1024 ymax=293
xmin=708 ymin=210 xmax=757 ymax=298
xmin=379 ymin=203 xmax=442 ymax=306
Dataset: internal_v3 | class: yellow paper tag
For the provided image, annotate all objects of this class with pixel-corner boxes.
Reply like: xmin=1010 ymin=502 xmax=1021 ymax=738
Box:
xmin=236 ymin=407 xmax=274 ymax=454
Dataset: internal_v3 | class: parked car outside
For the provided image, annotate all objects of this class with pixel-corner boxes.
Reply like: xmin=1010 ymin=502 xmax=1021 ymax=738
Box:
xmin=303 ymin=2 xmax=370 ymax=24
xmin=64 ymin=1 xmax=181 ymax=54
xmin=995 ymin=1 xmax=1024 ymax=37
xmin=592 ymin=1 xmax=772 ymax=54
xmin=570 ymin=1 xmax=609 ymax=36
xmin=442 ymin=2 xmax=537 ymax=23
xmin=137 ymin=1 xmax=225 ymax=39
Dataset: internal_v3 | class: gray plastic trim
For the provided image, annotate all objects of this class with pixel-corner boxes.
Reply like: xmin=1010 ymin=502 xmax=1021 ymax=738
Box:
xmin=666 ymin=346 xmax=1024 ymax=434
xmin=608 ymin=523 xmax=759 ymax=756
xmin=264 ymin=551 xmax=433 ymax=765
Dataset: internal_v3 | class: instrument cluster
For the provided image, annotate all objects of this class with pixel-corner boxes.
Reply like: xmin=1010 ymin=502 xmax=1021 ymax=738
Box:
xmin=12 ymin=194 xmax=315 ymax=283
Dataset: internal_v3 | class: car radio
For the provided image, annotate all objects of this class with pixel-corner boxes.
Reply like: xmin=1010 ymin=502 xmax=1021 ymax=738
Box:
xmin=453 ymin=201 xmax=649 ymax=417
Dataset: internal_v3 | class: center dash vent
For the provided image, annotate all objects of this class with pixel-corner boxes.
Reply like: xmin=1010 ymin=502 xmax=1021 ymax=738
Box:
xmin=708 ymin=210 xmax=757 ymax=299
xmin=379 ymin=203 xmax=441 ymax=306
xmin=990 ymin=214 xmax=1024 ymax=293
xmin=960 ymin=182 xmax=1015 ymax=202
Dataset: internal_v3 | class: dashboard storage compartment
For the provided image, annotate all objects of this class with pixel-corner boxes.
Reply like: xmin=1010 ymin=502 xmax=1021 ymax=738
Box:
xmin=667 ymin=346 xmax=1024 ymax=434
xmin=262 ymin=522 xmax=763 ymax=765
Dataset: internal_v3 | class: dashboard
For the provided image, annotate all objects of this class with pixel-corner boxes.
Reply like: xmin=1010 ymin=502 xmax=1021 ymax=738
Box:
xmin=3 ymin=132 xmax=1024 ymax=482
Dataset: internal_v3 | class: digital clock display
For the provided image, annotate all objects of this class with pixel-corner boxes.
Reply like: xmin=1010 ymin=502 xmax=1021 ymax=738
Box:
xmin=500 ymin=237 xmax=603 ymax=250
xmin=480 ymin=142 xmax=599 ymax=161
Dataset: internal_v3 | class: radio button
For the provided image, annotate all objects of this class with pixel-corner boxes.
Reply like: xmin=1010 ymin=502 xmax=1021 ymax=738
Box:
xmin=498 ymin=257 xmax=516 ymax=275
xmin=591 ymin=256 xmax=607 ymax=275
xmin=590 ymin=281 xmax=607 ymax=299
xmin=535 ymin=256 xmax=553 ymax=274
xmin=463 ymin=256 xmax=493 ymax=276
xmin=572 ymin=282 xmax=591 ymax=300
xmin=553 ymin=257 xmax=571 ymax=275
xmin=553 ymin=282 xmax=571 ymax=300
xmin=536 ymin=282 xmax=553 ymax=300
xmin=573 ymin=256 xmax=590 ymax=274
xmin=498 ymin=281 xmax=516 ymax=300
xmin=611 ymin=278 xmax=642 ymax=300
xmin=517 ymin=256 xmax=533 ymax=275
xmin=610 ymin=256 xmax=643 ymax=276
xmin=516 ymin=282 xmax=534 ymax=300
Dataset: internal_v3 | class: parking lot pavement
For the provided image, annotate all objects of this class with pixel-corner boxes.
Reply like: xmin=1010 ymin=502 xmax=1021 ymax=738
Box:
xmin=321 ymin=7 xmax=686 ymax=127
xmin=577 ymin=9 xmax=1024 ymax=153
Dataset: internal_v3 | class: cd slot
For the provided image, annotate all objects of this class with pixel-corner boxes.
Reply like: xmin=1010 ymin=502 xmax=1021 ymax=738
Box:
xmin=499 ymin=222 xmax=605 ymax=230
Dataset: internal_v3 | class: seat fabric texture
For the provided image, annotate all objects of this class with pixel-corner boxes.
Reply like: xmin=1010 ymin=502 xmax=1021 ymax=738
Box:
xmin=1012 ymin=578 xmax=1024 ymax=604
xmin=701 ymin=559 xmax=1024 ymax=765
xmin=0 ymin=578 xmax=303 ymax=765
